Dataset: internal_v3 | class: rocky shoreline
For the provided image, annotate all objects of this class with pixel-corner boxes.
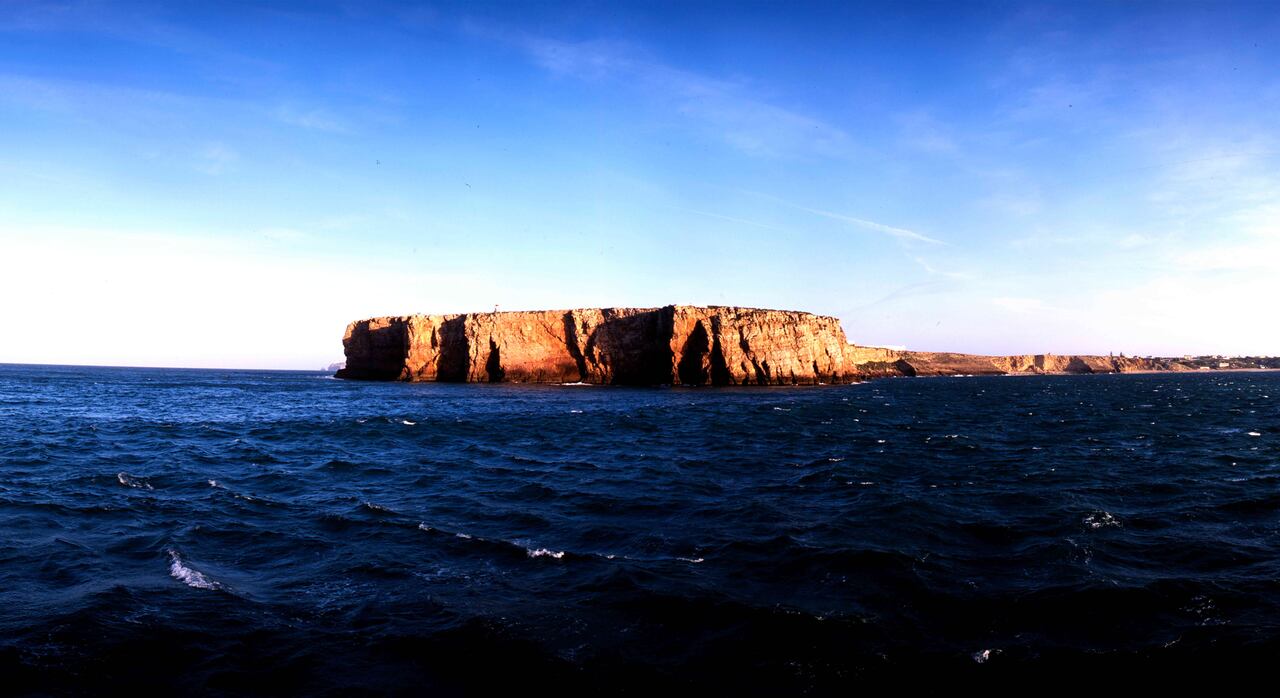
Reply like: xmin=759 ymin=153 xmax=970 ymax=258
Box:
xmin=335 ymin=305 xmax=1258 ymax=385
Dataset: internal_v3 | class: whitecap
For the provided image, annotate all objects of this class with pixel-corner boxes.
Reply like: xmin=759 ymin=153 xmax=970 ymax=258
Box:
xmin=1083 ymin=511 xmax=1120 ymax=529
xmin=117 ymin=472 xmax=153 ymax=490
xmin=1247 ymin=431 xmax=1261 ymax=437
xmin=569 ymin=409 xmax=584 ymax=414
xmin=972 ymin=648 xmax=999 ymax=664
xmin=420 ymin=522 xmax=472 ymax=540
xmin=401 ymin=419 xmax=416 ymax=426
xmin=207 ymin=479 xmax=222 ymax=488
xmin=526 ymin=548 xmax=565 ymax=559
xmin=166 ymin=549 xmax=221 ymax=590
xmin=677 ymin=556 xmax=705 ymax=564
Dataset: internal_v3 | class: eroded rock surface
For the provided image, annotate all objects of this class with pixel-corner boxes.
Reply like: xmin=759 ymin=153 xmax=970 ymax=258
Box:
xmin=338 ymin=306 xmax=860 ymax=385
xmin=336 ymin=305 xmax=1201 ymax=384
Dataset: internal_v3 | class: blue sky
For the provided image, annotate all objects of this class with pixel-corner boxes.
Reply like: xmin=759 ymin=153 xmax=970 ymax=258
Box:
xmin=1 ymin=1 xmax=1277 ymax=368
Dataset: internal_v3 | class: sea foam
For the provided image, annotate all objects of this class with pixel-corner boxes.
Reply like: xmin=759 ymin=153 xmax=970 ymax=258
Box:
xmin=167 ymin=549 xmax=221 ymax=590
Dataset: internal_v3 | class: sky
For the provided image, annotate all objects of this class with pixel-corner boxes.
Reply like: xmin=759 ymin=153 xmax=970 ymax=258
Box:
xmin=0 ymin=0 xmax=1278 ymax=369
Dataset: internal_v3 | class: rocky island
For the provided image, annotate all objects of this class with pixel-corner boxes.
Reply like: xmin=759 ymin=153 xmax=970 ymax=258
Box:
xmin=335 ymin=305 xmax=1226 ymax=385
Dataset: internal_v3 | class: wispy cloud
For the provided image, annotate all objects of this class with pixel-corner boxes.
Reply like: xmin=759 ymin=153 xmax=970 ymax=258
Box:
xmin=746 ymin=191 xmax=944 ymax=244
xmin=913 ymin=256 xmax=973 ymax=280
xmin=674 ymin=207 xmax=789 ymax=233
xmin=978 ymin=192 xmax=1042 ymax=217
xmin=274 ymin=105 xmax=349 ymax=133
xmin=195 ymin=142 xmax=238 ymax=175
xmin=898 ymin=111 xmax=958 ymax=154
xmin=802 ymin=206 xmax=943 ymax=244
xmin=0 ymin=1 xmax=279 ymax=76
xmin=845 ymin=280 xmax=953 ymax=312
xmin=503 ymin=33 xmax=854 ymax=159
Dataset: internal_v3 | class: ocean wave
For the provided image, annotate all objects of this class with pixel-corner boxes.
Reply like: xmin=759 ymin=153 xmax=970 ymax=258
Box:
xmin=207 ymin=478 xmax=261 ymax=502
xmin=417 ymin=523 xmax=571 ymax=562
xmin=166 ymin=549 xmax=221 ymax=591
xmin=1083 ymin=511 xmax=1120 ymax=529
xmin=116 ymin=472 xmax=153 ymax=490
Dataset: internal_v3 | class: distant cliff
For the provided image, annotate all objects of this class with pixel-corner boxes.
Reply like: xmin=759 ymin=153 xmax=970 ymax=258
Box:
xmin=336 ymin=305 xmax=1206 ymax=385
xmin=876 ymin=350 xmax=1198 ymax=377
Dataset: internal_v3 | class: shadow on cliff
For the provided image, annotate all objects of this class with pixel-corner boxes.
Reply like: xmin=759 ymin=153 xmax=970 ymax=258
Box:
xmin=576 ymin=308 xmax=676 ymax=385
xmin=435 ymin=316 xmax=470 ymax=382
xmin=335 ymin=321 xmax=408 ymax=380
xmin=677 ymin=320 xmax=732 ymax=386
xmin=485 ymin=339 xmax=505 ymax=382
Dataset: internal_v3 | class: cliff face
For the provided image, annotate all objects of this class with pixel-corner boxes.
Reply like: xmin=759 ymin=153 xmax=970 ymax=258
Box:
xmin=337 ymin=305 xmax=1203 ymax=384
xmin=337 ymin=306 xmax=860 ymax=385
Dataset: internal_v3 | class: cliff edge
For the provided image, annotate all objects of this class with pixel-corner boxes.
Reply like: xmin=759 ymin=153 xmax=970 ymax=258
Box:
xmin=336 ymin=305 xmax=1203 ymax=385
xmin=337 ymin=305 xmax=859 ymax=385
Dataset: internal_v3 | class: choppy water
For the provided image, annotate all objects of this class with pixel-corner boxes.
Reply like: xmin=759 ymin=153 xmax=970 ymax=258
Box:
xmin=2 ymin=364 xmax=1278 ymax=692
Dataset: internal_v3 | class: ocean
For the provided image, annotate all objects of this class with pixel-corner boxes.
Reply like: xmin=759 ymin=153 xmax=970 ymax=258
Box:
xmin=2 ymin=364 xmax=1278 ymax=692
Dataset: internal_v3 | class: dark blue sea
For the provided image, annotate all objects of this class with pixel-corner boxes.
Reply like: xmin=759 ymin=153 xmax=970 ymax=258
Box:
xmin=2 ymin=364 xmax=1278 ymax=693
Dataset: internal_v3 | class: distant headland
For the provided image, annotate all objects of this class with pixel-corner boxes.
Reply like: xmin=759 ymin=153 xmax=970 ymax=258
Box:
xmin=334 ymin=305 xmax=1276 ymax=385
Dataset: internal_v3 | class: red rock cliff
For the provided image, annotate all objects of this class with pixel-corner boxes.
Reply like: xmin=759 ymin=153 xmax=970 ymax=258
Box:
xmin=336 ymin=305 xmax=862 ymax=385
xmin=336 ymin=305 xmax=1202 ymax=384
